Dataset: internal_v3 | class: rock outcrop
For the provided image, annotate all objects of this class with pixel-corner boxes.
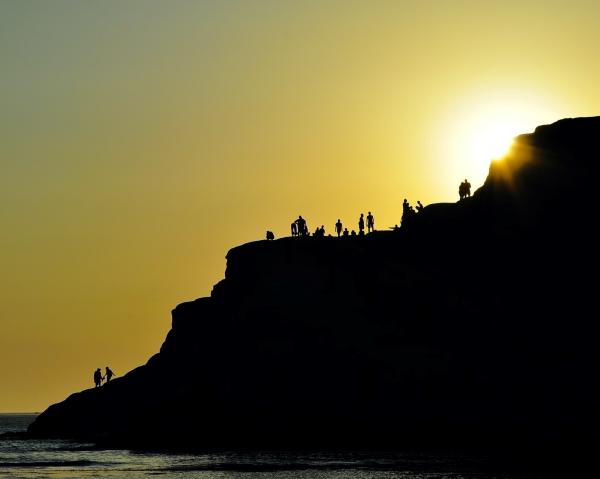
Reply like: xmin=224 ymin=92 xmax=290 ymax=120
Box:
xmin=28 ymin=117 xmax=600 ymax=452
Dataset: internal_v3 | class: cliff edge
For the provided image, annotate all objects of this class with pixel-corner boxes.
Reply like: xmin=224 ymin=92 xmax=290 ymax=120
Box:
xmin=28 ymin=117 xmax=600 ymax=452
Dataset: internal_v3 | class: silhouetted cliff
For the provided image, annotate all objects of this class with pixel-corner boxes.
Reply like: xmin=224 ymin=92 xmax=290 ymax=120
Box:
xmin=28 ymin=117 xmax=600 ymax=454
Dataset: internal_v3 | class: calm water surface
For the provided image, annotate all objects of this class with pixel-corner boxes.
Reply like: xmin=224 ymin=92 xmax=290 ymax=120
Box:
xmin=0 ymin=414 xmax=546 ymax=479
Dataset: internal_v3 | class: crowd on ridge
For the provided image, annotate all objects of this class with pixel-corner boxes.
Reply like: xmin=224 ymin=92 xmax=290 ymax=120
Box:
xmin=284 ymin=211 xmax=376 ymax=240
xmin=265 ymin=179 xmax=471 ymax=240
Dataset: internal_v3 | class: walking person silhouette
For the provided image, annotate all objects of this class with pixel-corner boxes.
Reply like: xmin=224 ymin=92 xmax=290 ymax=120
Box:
xmin=335 ymin=219 xmax=343 ymax=237
xmin=93 ymin=368 xmax=102 ymax=388
xmin=104 ymin=366 xmax=115 ymax=384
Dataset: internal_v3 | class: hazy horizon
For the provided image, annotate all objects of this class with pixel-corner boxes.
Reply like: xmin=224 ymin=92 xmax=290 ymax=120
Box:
xmin=2 ymin=0 xmax=600 ymax=412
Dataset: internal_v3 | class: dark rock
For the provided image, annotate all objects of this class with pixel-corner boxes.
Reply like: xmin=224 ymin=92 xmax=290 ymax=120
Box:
xmin=28 ymin=117 xmax=600 ymax=454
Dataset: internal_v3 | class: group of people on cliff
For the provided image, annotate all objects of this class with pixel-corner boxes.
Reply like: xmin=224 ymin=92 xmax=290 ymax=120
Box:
xmin=288 ymin=212 xmax=375 ymax=238
xmin=399 ymin=198 xmax=424 ymax=227
xmin=267 ymin=178 xmax=471 ymax=240
xmin=93 ymin=367 xmax=115 ymax=388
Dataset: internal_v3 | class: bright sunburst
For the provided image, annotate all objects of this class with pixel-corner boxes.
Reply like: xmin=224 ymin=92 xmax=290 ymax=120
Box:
xmin=439 ymin=92 xmax=562 ymax=191
xmin=470 ymin=117 xmax=520 ymax=163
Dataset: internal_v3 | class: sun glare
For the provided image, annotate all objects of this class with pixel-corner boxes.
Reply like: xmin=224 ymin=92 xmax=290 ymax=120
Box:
xmin=438 ymin=92 xmax=562 ymax=192
xmin=470 ymin=119 xmax=519 ymax=164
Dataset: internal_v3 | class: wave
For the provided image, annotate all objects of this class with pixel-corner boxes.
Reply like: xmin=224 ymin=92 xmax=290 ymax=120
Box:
xmin=159 ymin=461 xmax=407 ymax=472
xmin=0 ymin=460 xmax=98 ymax=468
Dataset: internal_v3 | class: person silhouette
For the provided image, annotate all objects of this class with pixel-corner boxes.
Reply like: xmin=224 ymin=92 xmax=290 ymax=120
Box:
xmin=402 ymin=198 xmax=415 ymax=226
xmin=291 ymin=222 xmax=297 ymax=237
xmin=343 ymin=228 xmax=349 ymax=237
xmin=366 ymin=211 xmax=375 ymax=232
xmin=335 ymin=219 xmax=343 ymax=237
xmin=266 ymin=231 xmax=275 ymax=240
xmin=93 ymin=368 xmax=102 ymax=388
xmin=104 ymin=366 xmax=115 ymax=384
xmin=464 ymin=179 xmax=471 ymax=197
xmin=295 ymin=216 xmax=306 ymax=236
xmin=416 ymin=201 xmax=424 ymax=213
xmin=358 ymin=214 xmax=365 ymax=234
xmin=351 ymin=229 xmax=357 ymax=236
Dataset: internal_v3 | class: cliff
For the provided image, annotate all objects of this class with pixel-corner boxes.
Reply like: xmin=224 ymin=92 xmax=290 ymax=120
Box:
xmin=28 ymin=117 xmax=600 ymax=452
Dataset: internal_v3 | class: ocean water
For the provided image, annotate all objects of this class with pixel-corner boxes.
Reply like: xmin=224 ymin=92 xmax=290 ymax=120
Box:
xmin=0 ymin=414 xmax=544 ymax=479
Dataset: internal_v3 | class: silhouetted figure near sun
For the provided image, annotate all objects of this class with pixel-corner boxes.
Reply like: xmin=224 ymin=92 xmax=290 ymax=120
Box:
xmin=358 ymin=213 xmax=365 ymax=234
xmin=459 ymin=179 xmax=472 ymax=200
xmin=464 ymin=179 xmax=471 ymax=197
xmin=266 ymin=231 xmax=274 ymax=240
xmin=416 ymin=201 xmax=424 ymax=213
xmin=367 ymin=211 xmax=375 ymax=232
xmin=93 ymin=368 xmax=102 ymax=388
xmin=335 ymin=219 xmax=343 ymax=237
xmin=104 ymin=367 xmax=115 ymax=384
xmin=343 ymin=228 xmax=349 ymax=237
xmin=351 ymin=229 xmax=357 ymax=236
xmin=291 ymin=222 xmax=297 ymax=237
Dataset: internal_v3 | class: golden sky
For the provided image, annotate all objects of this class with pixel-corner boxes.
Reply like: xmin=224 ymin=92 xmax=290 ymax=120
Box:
xmin=1 ymin=0 xmax=598 ymax=411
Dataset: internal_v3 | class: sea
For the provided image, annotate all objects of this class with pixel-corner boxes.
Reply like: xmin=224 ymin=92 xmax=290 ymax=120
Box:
xmin=0 ymin=414 xmax=548 ymax=479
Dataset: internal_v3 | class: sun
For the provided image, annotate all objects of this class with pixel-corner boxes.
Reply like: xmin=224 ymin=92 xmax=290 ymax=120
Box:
xmin=438 ymin=92 xmax=562 ymax=192
xmin=470 ymin=118 xmax=520 ymax=164
xmin=459 ymin=107 xmax=533 ymax=171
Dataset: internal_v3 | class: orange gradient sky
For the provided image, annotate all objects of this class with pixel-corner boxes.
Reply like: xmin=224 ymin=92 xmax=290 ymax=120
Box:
xmin=2 ymin=1 xmax=599 ymax=411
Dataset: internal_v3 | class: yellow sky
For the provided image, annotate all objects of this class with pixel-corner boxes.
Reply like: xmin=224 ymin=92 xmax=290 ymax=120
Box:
xmin=1 ymin=0 xmax=599 ymax=411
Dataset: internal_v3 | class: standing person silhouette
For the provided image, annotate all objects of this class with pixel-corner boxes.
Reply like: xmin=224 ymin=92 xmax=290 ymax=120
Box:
xmin=464 ymin=179 xmax=471 ymax=197
xmin=104 ymin=367 xmax=115 ymax=384
xmin=295 ymin=216 xmax=306 ymax=236
xmin=93 ymin=368 xmax=102 ymax=388
xmin=366 ymin=212 xmax=375 ymax=232
xmin=335 ymin=219 xmax=343 ymax=237
xmin=291 ymin=221 xmax=297 ymax=237
xmin=358 ymin=213 xmax=365 ymax=234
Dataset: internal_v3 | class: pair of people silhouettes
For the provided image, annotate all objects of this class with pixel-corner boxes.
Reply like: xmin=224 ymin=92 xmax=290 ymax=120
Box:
xmin=459 ymin=179 xmax=471 ymax=200
xmin=93 ymin=367 xmax=115 ymax=388
xmin=314 ymin=225 xmax=326 ymax=237
xmin=358 ymin=212 xmax=375 ymax=234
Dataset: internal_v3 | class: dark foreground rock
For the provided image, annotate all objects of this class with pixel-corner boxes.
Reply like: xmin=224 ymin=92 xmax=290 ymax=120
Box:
xmin=28 ymin=117 xmax=600 ymax=455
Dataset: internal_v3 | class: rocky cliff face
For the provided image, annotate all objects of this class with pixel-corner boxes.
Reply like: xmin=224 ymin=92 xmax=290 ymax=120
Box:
xmin=28 ymin=117 xmax=600 ymax=452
